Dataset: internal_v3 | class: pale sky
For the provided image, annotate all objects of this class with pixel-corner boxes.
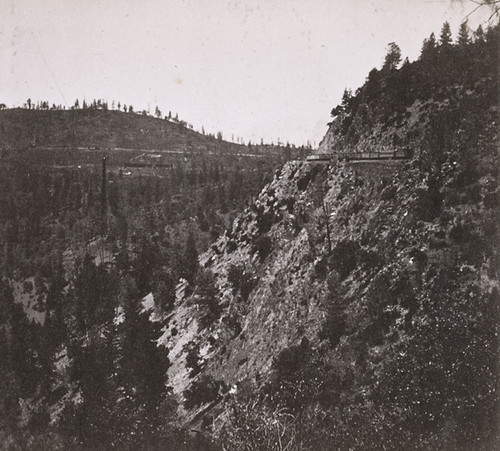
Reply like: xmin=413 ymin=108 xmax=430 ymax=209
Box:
xmin=0 ymin=0 xmax=493 ymax=146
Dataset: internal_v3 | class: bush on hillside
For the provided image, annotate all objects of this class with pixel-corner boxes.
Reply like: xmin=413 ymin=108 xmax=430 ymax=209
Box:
xmin=227 ymin=264 xmax=256 ymax=301
xmin=319 ymin=302 xmax=346 ymax=347
xmin=414 ymin=177 xmax=442 ymax=222
xmin=183 ymin=375 xmax=225 ymax=409
xmin=253 ymin=235 xmax=272 ymax=261
xmin=329 ymin=240 xmax=359 ymax=280
xmin=193 ymin=269 xmax=222 ymax=328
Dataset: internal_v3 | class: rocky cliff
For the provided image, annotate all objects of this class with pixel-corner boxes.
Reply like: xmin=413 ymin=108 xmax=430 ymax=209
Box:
xmin=160 ymin=25 xmax=499 ymax=449
xmin=163 ymin=113 xmax=498 ymax=448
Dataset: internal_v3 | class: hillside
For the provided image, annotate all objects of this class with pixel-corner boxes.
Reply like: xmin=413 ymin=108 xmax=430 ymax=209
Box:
xmin=319 ymin=21 xmax=498 ymax=158
xmin=0 ymin=108 xmax=308 ymax=171
xmin=157 ymin=21 xmax=499 ymax=450
xmin=0 ymin=108 xmax=277 ymax=154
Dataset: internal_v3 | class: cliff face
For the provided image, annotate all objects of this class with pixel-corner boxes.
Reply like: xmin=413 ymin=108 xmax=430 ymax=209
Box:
xmin=161 ymin=29 xmax=500 ymax=446
xmin=165 ymin=157 xmax=421 ymax=392
xmin=163 ymin=94 xmax=498 ymax=447
xmin=162 ymin=161 xmax=328 ymax=398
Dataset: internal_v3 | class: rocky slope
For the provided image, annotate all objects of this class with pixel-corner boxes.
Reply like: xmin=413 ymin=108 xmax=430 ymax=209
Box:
xmin=162 ymin=114 xmax=498 ymax=447
xmin=159 ymin=27 xmax=499 ymax=448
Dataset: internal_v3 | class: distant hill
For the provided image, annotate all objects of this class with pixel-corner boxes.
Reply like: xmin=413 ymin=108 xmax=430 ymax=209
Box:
xmin=0 ymin=108 xmax=308 ymax=170
xmin=0 ymin=108 xmax=208 ymax=150
xmin=0 ymin=107 xmax=306 ymax=157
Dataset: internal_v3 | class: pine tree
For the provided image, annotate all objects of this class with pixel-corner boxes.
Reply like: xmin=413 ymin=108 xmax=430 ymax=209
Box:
xmin=341 ymin=88 xmax=353 ymax=110
xmin=73 ymin=255 xmax=116 ymax=333
xmin=182 ymin=229 xmax=198 ymax=284
xmin=382 ymin=42 xmax=402 ymax=71
xmin=45 ymin=253 xmax=67 ymax=349
xmin=153 ymin=270 xmax=176 ymax=312
xmin=193 ymin=269 xmax=221 ymax=328
xmin=439 ymin=21 xmax=452 ymax=47
xmin=474 ymin=24 xmax=485 ymax=43
xmin=457 ymin=21 xmax=470 ymax=47
xmin=117 ymin=275 xmax=168 ymax=444
xmin=0 ymin=279 xmax=24 ymax=431
xmin=66 ymin=321 xmax=116 ymax=448
xmin=420 ymin=32 xmax=437 ymax=61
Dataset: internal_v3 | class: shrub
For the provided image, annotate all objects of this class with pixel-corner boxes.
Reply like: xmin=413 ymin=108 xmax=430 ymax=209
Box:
xmin=227 ymin=264 xmax=256 ymax=301
xmin=273 ymin=340 xmax=310 ymax=381
xmin=449 ymin=222 xmax=472 ymax=244
xmin=314 ymin=256 xmax=328 ymax=280
xmin=185 ymin=343 xmax=201 ymax=378
xmin=253 ymin=235 xmax=272 ymax=261
xmin=267 ymin=339 xmax=319 ymax=412
xmin=281 ymin=197 xmax=295 ymax=213
xmin=297 ymin=168 xmax=314 ymax=191
xmin=483 ymin=191 xmax=498 ymax=209
xmin=183 ymin=375 xmax=224 ymax=409
xmin=330 ymin=240 xmax=360 ymax=280
xmin=193 ymin=269 xmax=222 ymax=329
xmin=414 ymin=181 xmax=442 ymax=222
xmin=319 ymin=302 xmax=346 ymax=347
xmin=380 ymin=184 xmax=397 ymax=201
xmin=23 ymin=280 xmax=34 ymax=293
xmin=255 ymin=206 xmax=276 ymax=234
xmin=357 ymin=248 xmax=384 ymax=271
xmin=226 ymin=240 xmax=237 ymax=253
xmin=223 ymin=313 xmax=242 ymax=337
xmin=463 ymin=184 xmax=481 ymax=204
xmin=455 ymin=167 xmax=479 ymax=188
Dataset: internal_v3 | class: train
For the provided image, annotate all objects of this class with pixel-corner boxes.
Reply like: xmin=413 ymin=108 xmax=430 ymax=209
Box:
xmin=306 ymin=148 xmax=410 ymax=162
xmin=124 ymin=162 xmax=174 ymax=168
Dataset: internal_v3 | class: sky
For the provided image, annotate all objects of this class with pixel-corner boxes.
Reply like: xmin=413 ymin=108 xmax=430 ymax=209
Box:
xmin=0 ymin=0 xmax=494 ymax=146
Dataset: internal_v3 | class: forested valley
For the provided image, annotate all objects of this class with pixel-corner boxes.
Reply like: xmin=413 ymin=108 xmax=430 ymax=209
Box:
xmin=0 ymin=108 xmax=304 ymax=449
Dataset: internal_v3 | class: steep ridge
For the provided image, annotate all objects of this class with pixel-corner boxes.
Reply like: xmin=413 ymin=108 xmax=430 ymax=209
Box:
xmin=163 ymin=24 xmax=499 ymax=449
xmin=165 ymin=115 xmax=498 ymax=446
